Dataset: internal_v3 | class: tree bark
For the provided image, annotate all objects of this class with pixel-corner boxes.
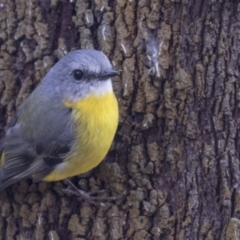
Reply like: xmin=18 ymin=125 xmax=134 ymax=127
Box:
xmin=0 ymin=0 xmax=240 ymax=239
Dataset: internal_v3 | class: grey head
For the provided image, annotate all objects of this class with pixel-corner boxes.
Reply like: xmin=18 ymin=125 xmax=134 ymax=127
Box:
xmin=41 ymin=49 xmax=119 ymax=101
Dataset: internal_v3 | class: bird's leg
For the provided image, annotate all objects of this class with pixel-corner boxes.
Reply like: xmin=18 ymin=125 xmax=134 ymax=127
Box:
xmin=62 ymin=179 xmax=123 ymax=205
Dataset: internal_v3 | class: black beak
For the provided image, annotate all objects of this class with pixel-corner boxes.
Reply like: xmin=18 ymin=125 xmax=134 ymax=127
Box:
xmin=100 ymin=69 xmax=120 ymax=80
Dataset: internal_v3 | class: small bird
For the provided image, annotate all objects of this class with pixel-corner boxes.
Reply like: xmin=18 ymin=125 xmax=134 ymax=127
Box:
xmin=0 ymin=49 xmax=119 ymax=202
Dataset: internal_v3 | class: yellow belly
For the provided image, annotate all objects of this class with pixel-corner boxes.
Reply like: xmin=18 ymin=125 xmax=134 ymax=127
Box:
xmin=0 ymin=152 xmax=4 ymax=166
xmin=44 ymin=92 xmax=118 ymax=181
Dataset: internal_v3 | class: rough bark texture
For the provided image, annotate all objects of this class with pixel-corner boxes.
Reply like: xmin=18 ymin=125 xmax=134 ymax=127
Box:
xmin=0 ymin=0 xmax=240 ymax=239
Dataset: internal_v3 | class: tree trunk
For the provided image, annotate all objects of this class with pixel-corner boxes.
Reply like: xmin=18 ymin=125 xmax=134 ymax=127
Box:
xmin=0 ymin=0 xmax=240 ymax=239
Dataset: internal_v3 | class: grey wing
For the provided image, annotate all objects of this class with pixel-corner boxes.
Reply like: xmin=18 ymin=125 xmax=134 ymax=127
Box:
xmin=0 ymin=107 xmax=75 ymax=191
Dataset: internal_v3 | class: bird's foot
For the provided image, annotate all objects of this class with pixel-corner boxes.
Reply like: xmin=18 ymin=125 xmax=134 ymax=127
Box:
xmin=62 ymin=179 xmax=123 ymax=206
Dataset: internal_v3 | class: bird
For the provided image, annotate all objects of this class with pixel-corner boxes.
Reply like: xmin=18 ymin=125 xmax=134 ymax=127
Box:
xmin=0 ymin=49 xmax=119 ymax=202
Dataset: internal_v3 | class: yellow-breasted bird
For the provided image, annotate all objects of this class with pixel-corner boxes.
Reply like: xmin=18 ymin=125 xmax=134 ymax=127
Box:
xmin=0 ymin=49 xmax=119 ymax=201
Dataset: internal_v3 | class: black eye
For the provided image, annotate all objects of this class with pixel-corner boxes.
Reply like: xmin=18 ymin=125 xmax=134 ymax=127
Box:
xmin=73 ymin=70 xmax=83 ymax=80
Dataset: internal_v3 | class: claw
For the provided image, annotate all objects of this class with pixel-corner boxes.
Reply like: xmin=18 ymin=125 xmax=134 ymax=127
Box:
xmin=63 ymin=179 xmax=123 ymax=205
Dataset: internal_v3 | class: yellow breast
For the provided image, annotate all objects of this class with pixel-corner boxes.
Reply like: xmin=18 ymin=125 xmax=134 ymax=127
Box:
xmin=44 ymin=92 xmax=118 ymax=181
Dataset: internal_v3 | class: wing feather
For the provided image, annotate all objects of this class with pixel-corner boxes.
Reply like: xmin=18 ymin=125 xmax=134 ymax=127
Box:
xmin=0 ymin=91 xmax=75 ymax=190
xmin=0 ymin=119 xmax=74 ymax=190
